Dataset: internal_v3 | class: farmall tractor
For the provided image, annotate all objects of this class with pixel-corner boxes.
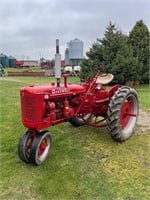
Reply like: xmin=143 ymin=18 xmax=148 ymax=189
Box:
xmin=18 ymin=40 xmax=139 ymax=165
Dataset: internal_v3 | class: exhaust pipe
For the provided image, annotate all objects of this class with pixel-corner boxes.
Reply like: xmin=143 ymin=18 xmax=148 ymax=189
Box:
xmin=55 ymin=39 xmax=61 ymax=87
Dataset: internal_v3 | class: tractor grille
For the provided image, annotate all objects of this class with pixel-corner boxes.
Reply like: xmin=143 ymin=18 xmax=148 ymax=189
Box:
xmin=22 ymin=96 xmax=37 ymax=121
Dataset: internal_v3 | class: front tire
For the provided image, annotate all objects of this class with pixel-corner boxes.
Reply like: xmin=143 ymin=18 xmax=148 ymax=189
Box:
xmin=30 ymin=130 xmax=52 ymax=165
xmin=106 ymin=86 xmax=139 ymax=142
xmin=18 ymin=129 xmax=36 ymax=163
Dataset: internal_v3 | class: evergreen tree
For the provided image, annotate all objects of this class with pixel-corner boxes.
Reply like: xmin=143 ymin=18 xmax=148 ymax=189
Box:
xmin=128 ymin=20 xmax=149 ymax=83
xmin=80 ymin=22 xmax=140 ymax=84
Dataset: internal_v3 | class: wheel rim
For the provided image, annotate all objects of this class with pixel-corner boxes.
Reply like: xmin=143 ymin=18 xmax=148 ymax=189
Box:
xmin=36 ymin=135 xmax=50 ymax=163
xmin=120 ymin=95 xmax=138 ymax=135
xmin=121 ymin=99 xmax=132 ymax=128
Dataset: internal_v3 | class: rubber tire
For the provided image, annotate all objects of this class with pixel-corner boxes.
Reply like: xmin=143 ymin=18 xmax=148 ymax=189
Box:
xmin=30 ymin=130 xmax=52 ymax=165
xmin=106 ymin=86 xmax=139 ymax=142
xmin=18 ymin=129 xmax=34 ymax=163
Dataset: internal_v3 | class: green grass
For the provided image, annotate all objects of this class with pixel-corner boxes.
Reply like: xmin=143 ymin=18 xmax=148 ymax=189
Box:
xmin=4 ymin=67 xmax=42 ymax=72
xmin=2 ymin=76 xmax=80 ymax=85
xmin=136 ymin=84 xmax=150 ymax=110
xmin=0 ymin=78 xmax=149 ymax=200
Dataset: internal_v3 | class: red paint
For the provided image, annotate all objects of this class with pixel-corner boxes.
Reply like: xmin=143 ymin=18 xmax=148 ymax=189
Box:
xmin=20 ymin=72 xmax=122 ymax=130
xmin=120 ymin=99 xmax=136 ymax=128
xmin=38 ymin=138 xmax=48 ymax=157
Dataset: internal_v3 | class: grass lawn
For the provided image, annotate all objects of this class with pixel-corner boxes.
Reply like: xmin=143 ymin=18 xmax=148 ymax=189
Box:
xmin=136 ymin=84 xmax=150 ymax=110
xmin=0 ymin=77 xmax=149 ymax=200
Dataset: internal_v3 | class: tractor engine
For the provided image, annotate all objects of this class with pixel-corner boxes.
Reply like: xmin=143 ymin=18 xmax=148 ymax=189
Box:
xmin=20 ymin=83 xmax=86 ymax=130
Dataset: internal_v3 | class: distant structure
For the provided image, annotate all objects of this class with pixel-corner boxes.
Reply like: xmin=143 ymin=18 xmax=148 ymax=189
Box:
xmin=0 ymin=53 xmax=39 ymax=68
xmin=15 ymin=60 xmax=39 ymax=68
xmin=0 ymin=53 xmax=16 ymax=68
xmin=40 ymin=58 xmax=54 ymax=69
xmin=65 ymin=38 xmax=84 ymax=66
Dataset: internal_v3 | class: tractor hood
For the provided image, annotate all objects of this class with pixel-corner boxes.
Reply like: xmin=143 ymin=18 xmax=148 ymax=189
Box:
xmin=21 ymin=83 xmax=86 ymax=97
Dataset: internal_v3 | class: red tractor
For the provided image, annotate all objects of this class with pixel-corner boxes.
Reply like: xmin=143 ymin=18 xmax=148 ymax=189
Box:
xmin=18 ymin=72 xmax=139 ymax=165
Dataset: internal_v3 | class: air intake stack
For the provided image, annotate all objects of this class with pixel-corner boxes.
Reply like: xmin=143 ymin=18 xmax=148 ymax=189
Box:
xmin=55 ymin=39 xmax=61 ymax=87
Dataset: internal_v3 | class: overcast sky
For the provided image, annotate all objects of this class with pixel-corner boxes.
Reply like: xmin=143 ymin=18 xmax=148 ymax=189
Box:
xmin=0 ymin=0 xmax=149 ymax=60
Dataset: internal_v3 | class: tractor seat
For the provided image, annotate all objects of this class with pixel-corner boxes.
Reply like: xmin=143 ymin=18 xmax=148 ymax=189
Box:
xmin=96 ymin=73 xmax=114 ymax=85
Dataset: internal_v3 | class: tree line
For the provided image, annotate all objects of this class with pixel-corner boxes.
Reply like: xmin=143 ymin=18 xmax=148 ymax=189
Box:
xmin=80 ymin=20 xmax=149 ymax=84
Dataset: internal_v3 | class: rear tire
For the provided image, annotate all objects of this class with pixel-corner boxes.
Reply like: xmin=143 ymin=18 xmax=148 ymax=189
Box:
xmin=30 ymin=130 xmax=52 ymax=165
xmin=106 ymin=86 xmax=139 ymax=142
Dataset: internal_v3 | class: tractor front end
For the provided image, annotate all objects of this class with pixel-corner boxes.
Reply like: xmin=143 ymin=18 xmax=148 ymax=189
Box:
xmin=21 ymin=87 xmax=45 ymax=130
xmin=19 ymin=80 xmax=88 ymax=165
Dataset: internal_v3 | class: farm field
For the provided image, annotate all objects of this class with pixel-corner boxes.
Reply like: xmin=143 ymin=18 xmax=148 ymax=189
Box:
xmin=0 ymin=77 xmax=149 ymax=200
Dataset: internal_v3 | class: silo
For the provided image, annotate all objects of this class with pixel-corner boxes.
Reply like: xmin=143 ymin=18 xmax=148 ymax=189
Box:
xmin=0 ymin=54 xmax=9 ymax=67
xmin=6 ymin=55 xmax=9 ymax=67
xmin=69 ymin=38 xmax=83 ymax=59
xmin=8 ymin=56 xmax=16 ymax=67
xmin=0 ymin=54 xmax=5 ymax=67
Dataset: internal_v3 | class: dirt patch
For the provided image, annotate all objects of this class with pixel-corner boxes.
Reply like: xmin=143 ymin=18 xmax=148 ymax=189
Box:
xmin=0 ymin=77 xmax=23 ymax=83
xmin=137 ymin=109 xmax=150 ymax=132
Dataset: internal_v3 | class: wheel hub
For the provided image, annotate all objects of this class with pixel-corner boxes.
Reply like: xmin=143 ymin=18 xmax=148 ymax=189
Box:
xmin=120 ymin=99 xmax=136 ymax=128
xmin=38 ymin=138 xmax=48 ymax=157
